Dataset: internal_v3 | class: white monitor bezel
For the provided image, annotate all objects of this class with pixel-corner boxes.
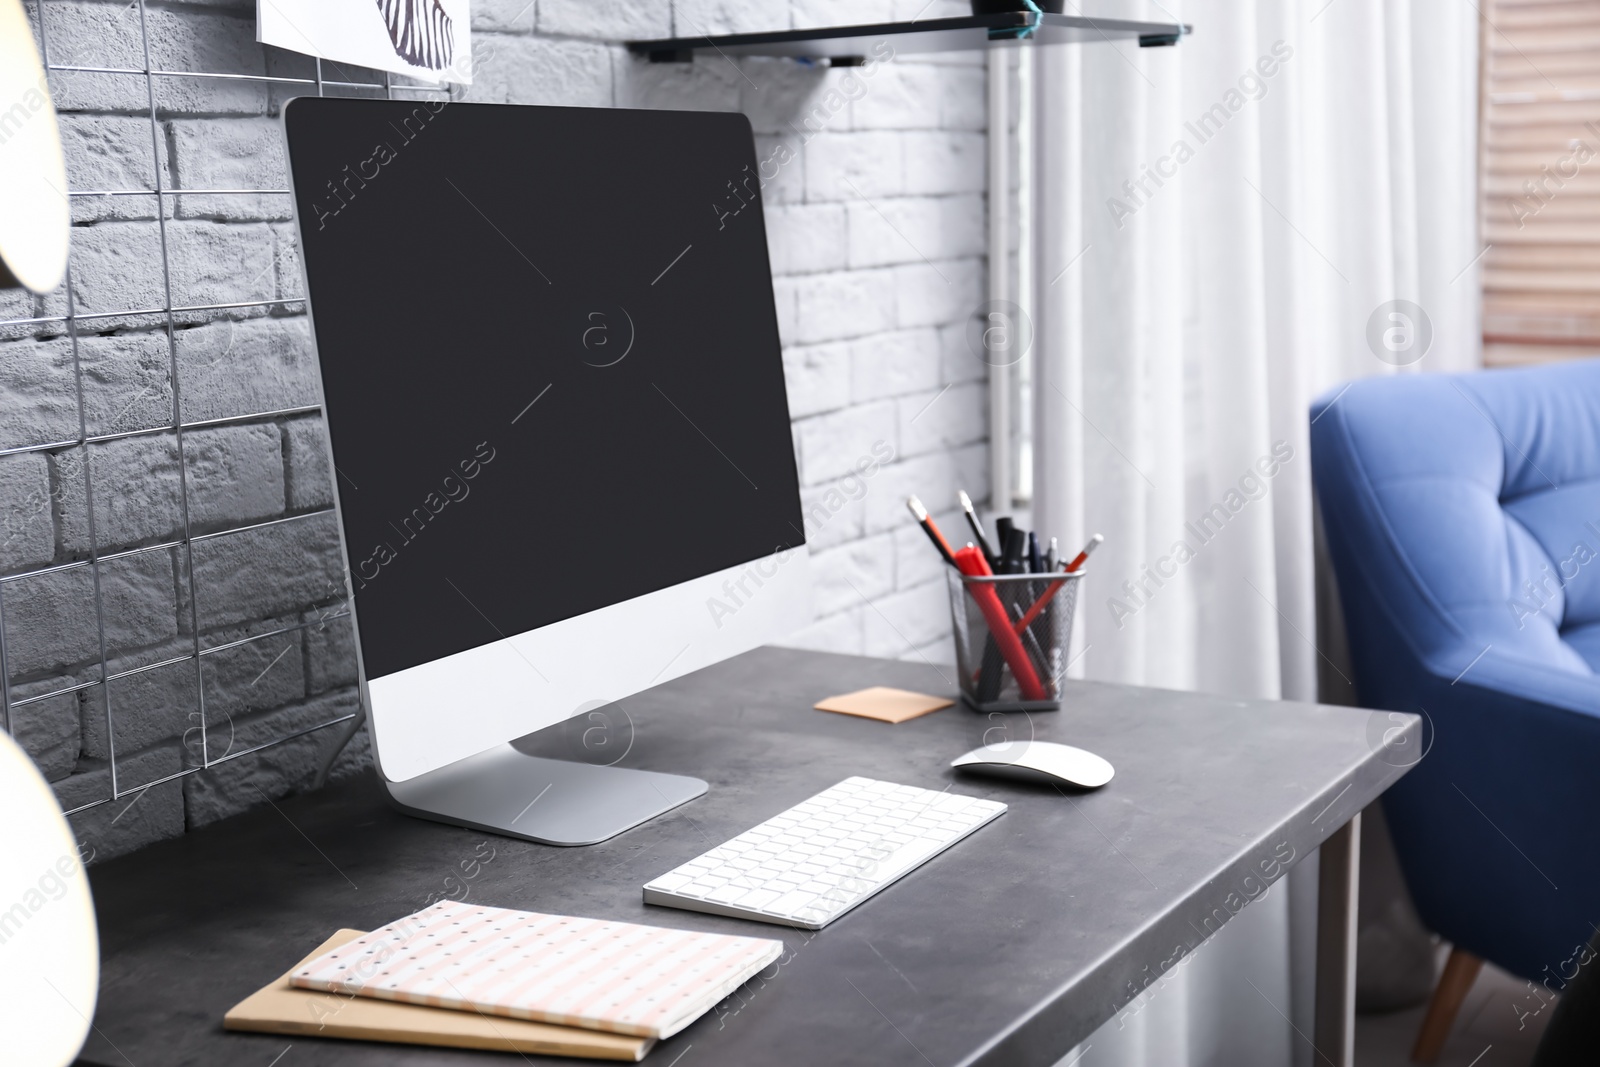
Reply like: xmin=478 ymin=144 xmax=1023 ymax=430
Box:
xmin=356 ymin=546 xmax=811 ymax=782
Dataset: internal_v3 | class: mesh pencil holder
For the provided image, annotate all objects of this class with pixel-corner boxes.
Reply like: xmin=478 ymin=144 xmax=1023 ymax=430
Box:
xmin=945 ymin=568 xmax=1085 ymax=712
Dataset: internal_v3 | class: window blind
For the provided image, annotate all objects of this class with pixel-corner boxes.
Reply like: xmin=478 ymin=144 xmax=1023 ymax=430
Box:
xmin=1481 ymin=0 xmax=1600 ymax=353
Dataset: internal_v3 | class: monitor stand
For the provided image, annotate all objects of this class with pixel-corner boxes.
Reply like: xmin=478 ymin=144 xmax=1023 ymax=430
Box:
xmin=381 ymin=741 xmax=707 ymax=846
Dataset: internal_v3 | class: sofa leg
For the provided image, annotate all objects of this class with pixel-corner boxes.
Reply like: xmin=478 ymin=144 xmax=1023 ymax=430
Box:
xmin=1410 ymin=946 xmax=1483 ymax=1063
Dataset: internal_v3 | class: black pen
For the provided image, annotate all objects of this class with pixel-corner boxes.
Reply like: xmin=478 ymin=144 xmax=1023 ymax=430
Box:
xmin=1027 ymin=532 xmax=1043 ymax=574
xmin=1001 ymin=528 xmax=1026 ymax=574
xmin=995 ymin=516 xmax=1014 ymax=560
xmin=957 ymin=490 xmax=999 ymax=569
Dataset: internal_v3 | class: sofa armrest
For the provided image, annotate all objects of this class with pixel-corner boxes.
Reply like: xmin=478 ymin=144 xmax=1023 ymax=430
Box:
xmin=1381 ymin=650 xmax=1600 ymax=981
xmin=1428 ymin=646 xmax=1600 ymax=723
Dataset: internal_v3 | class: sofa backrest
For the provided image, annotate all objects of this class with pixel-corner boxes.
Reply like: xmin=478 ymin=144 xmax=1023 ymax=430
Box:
xmin=1310 ymin=359 xmax=1600 ymax=686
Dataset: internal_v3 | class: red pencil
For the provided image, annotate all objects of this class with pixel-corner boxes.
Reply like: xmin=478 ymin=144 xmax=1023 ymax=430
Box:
xmin=1011 ymin=576 xmax=1067 ymax=636
xmin=906 ymin=496 xmax=958 ymax=567
xmin=1063 ymin=533 xmax=1104 ymax=573
xmin=1011 ymin=534 xmax=1103 ymax=635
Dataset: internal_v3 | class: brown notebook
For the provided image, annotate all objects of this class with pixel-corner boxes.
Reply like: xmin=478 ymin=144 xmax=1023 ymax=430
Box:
xmin=224 ymin=929 xmax=653 ymax=1061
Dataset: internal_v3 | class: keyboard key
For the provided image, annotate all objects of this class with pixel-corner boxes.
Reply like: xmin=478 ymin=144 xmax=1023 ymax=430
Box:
xmin=646 ymin=873 xmax=692 ymax=892
xmin=737 ymin=888 xmax=782 ymax=911
xmin=770 ymin=890 xmax=819 ymax=915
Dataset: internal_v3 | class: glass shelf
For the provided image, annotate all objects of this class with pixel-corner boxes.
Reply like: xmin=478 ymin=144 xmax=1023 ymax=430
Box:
xmin=628 ymin=12 xmax=1190 ymax=64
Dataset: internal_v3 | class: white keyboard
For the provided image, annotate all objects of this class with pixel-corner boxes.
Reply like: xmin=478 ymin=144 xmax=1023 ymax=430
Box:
xmin=642 ymin=777 xmax=1006 ymax=929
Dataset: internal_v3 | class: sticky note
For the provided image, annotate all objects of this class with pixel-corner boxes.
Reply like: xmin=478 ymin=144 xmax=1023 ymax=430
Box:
xmin=813 ymin=686 xmax=954 ymax=724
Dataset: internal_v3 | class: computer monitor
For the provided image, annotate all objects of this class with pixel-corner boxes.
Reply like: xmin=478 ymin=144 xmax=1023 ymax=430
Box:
xmin=283 ymin=98 xmax=811 ymax=845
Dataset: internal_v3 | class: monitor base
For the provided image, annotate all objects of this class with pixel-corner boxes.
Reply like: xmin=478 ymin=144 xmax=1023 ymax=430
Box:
xmin=381 ymin=745 xmax=708 ymax=846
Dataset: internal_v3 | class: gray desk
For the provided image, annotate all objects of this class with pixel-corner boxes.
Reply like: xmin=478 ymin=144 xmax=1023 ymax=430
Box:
xmin=79 ymin=647 xmax=1415 ymax=1067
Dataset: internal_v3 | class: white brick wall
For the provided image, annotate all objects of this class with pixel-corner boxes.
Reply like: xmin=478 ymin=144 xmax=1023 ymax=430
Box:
xmin=5 ymin=0 xmax=993 ymax=860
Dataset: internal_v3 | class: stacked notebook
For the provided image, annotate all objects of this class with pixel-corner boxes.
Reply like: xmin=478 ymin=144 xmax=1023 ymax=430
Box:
xmin=226 ymin=900 xmax=783 ymax=1059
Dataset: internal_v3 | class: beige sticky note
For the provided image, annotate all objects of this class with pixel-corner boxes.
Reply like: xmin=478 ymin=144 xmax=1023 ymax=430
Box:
xmin=814 ymin=686 xmax=955 ymax=724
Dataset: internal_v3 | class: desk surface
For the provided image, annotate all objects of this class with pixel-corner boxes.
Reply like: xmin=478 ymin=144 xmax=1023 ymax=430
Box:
xmin=81 ymin=647 xmax=1414 ymax=1067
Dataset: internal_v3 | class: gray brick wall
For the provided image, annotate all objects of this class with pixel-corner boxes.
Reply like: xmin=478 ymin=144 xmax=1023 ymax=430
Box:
xmin=4 ymin=0 xmax=992 ymax=861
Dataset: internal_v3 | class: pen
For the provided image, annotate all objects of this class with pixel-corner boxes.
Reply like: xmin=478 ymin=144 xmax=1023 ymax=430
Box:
xmin=1001 ymin=528 xmax=1027 ymax=574
xmin=973 ymin=595 xmax=1006 ymax=704
xmin=1064 ymin=533 xmax=1104 ymax=573
xmin=1045 ymin=536 xmax=1058 ymax=572
xmin=1027 ymin=531 xmax=1043 ymax=574
xmin=906 ymin=496 xmax=958 ymax=567
xmin=957 ymin=490 xmax=999 ymax=569
xmin=995 ymin=516 xmax=1014 ymax=558
xmin=1010 ymin=596 xmax=1051 ymax=673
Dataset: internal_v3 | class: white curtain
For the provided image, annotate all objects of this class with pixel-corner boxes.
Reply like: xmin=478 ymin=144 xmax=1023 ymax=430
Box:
xmin=1028 ymin=2 xmax=1479 ymax=1064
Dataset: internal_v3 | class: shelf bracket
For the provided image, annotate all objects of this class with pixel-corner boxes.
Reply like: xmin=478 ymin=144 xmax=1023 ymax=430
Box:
xmin=987 ymin=0 xmax=1043 ymax=41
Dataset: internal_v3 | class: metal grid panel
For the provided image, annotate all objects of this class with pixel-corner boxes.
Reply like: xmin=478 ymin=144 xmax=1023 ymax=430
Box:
xmin=3 ymin=1 xmax=450 ymax=817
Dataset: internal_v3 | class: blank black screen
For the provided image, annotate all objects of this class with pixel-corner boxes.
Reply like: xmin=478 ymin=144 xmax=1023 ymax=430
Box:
xmin=285 ymin=98 xmax=803 ymax=680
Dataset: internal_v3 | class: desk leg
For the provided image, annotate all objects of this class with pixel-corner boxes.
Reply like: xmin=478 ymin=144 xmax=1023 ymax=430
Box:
xmin=1314 ymin=813 xmax=1361 ymax=1067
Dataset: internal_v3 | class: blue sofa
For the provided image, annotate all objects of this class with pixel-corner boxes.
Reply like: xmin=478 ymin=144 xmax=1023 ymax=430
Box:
xmin=1310 ymin=359 xmax=1600 ymax=1009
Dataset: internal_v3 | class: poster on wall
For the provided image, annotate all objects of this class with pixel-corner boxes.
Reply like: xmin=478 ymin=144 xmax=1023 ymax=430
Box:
xmin=258 ymin=0 xmax=473 ymax=84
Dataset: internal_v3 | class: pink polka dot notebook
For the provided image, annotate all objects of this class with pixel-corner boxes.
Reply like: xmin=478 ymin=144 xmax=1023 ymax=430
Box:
xmin=287 ymin=900 xmax=784 ymax=1040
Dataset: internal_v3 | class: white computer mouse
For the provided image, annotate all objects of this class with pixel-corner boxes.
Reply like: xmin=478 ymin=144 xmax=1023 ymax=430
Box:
xmin=951 ymin=740 xmax=1115 ymax=789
